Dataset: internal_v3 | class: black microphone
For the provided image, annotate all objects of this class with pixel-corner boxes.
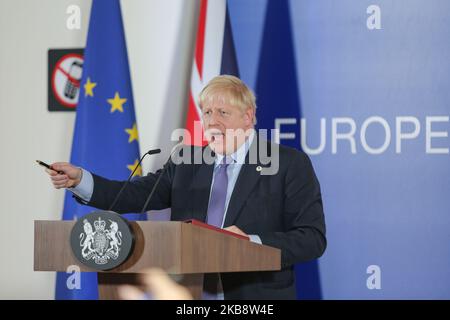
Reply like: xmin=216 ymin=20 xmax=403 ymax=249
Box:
xmin=108 ymin=148 xmax=161 ymax=212
xmin=139 ymin=142 xmax=184 ymax=214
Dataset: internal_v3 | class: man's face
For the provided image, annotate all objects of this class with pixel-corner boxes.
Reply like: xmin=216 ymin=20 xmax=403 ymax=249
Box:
xmin=202 ymin=100 xmax=253 ymax=155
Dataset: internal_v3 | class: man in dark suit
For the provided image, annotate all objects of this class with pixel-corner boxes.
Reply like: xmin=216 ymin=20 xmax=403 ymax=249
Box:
xmin=46 ymin=75 xmax=326 ymax=300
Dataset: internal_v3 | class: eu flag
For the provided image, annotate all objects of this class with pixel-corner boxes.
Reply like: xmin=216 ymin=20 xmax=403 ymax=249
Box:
xmin=55 ymin=0 xmax=145 ymax=299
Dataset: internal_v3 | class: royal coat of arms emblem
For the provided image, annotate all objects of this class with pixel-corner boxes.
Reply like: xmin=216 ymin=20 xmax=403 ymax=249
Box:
xmin=70 ymin=211 xmax=134 ymax=270
xmin=79 ymin=217 xmax=122 ymax=265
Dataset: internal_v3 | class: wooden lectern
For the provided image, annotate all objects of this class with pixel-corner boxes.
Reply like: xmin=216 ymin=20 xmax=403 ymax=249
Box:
xmin=34 ymin=220 xmax=281 ymax=299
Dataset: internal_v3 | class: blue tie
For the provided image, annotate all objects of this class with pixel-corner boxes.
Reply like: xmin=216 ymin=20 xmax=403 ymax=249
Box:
xmin=207 ymin=157 xmax=230 ymax=228
xmin=203 ymin=157 xmax=230 ymax=300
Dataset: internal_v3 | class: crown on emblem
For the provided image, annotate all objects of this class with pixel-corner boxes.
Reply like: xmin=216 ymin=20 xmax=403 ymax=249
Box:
xmin=94 ymin=217 xmax=106 ymax=231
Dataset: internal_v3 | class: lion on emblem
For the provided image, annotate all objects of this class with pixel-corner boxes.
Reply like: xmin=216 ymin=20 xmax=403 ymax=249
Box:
xmin=79 ymin=219 xmax=95 ymax=258
xmin=106 ymin=220 xmax=122 ymax=256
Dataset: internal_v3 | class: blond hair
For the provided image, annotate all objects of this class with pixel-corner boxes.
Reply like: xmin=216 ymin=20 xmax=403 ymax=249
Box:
xmin=199 ymin=75 xmax=257 ymax=124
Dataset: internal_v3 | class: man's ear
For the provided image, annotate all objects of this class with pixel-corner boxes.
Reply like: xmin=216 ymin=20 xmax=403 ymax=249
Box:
xmin=244 ymin=107 xmax=254 ymax=126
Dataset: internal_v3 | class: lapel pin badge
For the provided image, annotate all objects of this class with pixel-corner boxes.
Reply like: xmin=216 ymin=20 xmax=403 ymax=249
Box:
xmin=256 ymin=166 xmax=262 ymax=172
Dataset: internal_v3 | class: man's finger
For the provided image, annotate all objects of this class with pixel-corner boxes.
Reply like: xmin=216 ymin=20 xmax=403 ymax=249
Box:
xmin=51 ymin=176 xmax=68 ymax=184
xmin=139 ymin=268 xmax=193 ymax=300
xmin=224 ymin=225 xmax=247 ymax=236
xmin=45 ymin=168 xmax=58 ymax=176
xmin=53 ymin=179 xmax=68 ymax=187
xmin=51 ymin=175 xmax=68 ymax=182
xmin=53 ymin=182 xmax=68 ymax=188
xmin=51 ymin=163 xmax=71 ymax=172
xmin=117 ymin=285 xmax=146 ymax=300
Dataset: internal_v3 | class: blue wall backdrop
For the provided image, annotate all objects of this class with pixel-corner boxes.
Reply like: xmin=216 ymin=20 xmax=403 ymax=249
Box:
xmin=229 ymin=0 xmax=450 ymax=299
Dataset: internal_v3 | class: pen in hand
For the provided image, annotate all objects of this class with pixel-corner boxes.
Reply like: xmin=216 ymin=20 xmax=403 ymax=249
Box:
xmin=35 ymin=160 xmax=64 ymax=175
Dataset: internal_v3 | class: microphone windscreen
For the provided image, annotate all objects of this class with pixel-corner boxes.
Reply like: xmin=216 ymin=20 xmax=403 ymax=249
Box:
xmin=147 ymin=149 xmax=161 ymax=155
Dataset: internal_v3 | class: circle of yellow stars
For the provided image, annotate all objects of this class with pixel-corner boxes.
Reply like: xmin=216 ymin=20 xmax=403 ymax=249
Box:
xmin=82 ymin=77 xmax=142 ymax=176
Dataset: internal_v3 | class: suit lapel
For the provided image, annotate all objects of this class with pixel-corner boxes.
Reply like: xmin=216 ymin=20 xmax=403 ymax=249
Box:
xmin=223 ymin=138 xmax=264 ymax=227
xmin=223 ymin=162 xmax=261 ymax=227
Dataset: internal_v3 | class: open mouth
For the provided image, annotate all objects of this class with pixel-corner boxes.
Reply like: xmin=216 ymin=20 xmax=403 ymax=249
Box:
xmin=206 ymin=129 xmax=225 ymax=143
xmin=210 ymin=132 xmax=224 ymax=142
